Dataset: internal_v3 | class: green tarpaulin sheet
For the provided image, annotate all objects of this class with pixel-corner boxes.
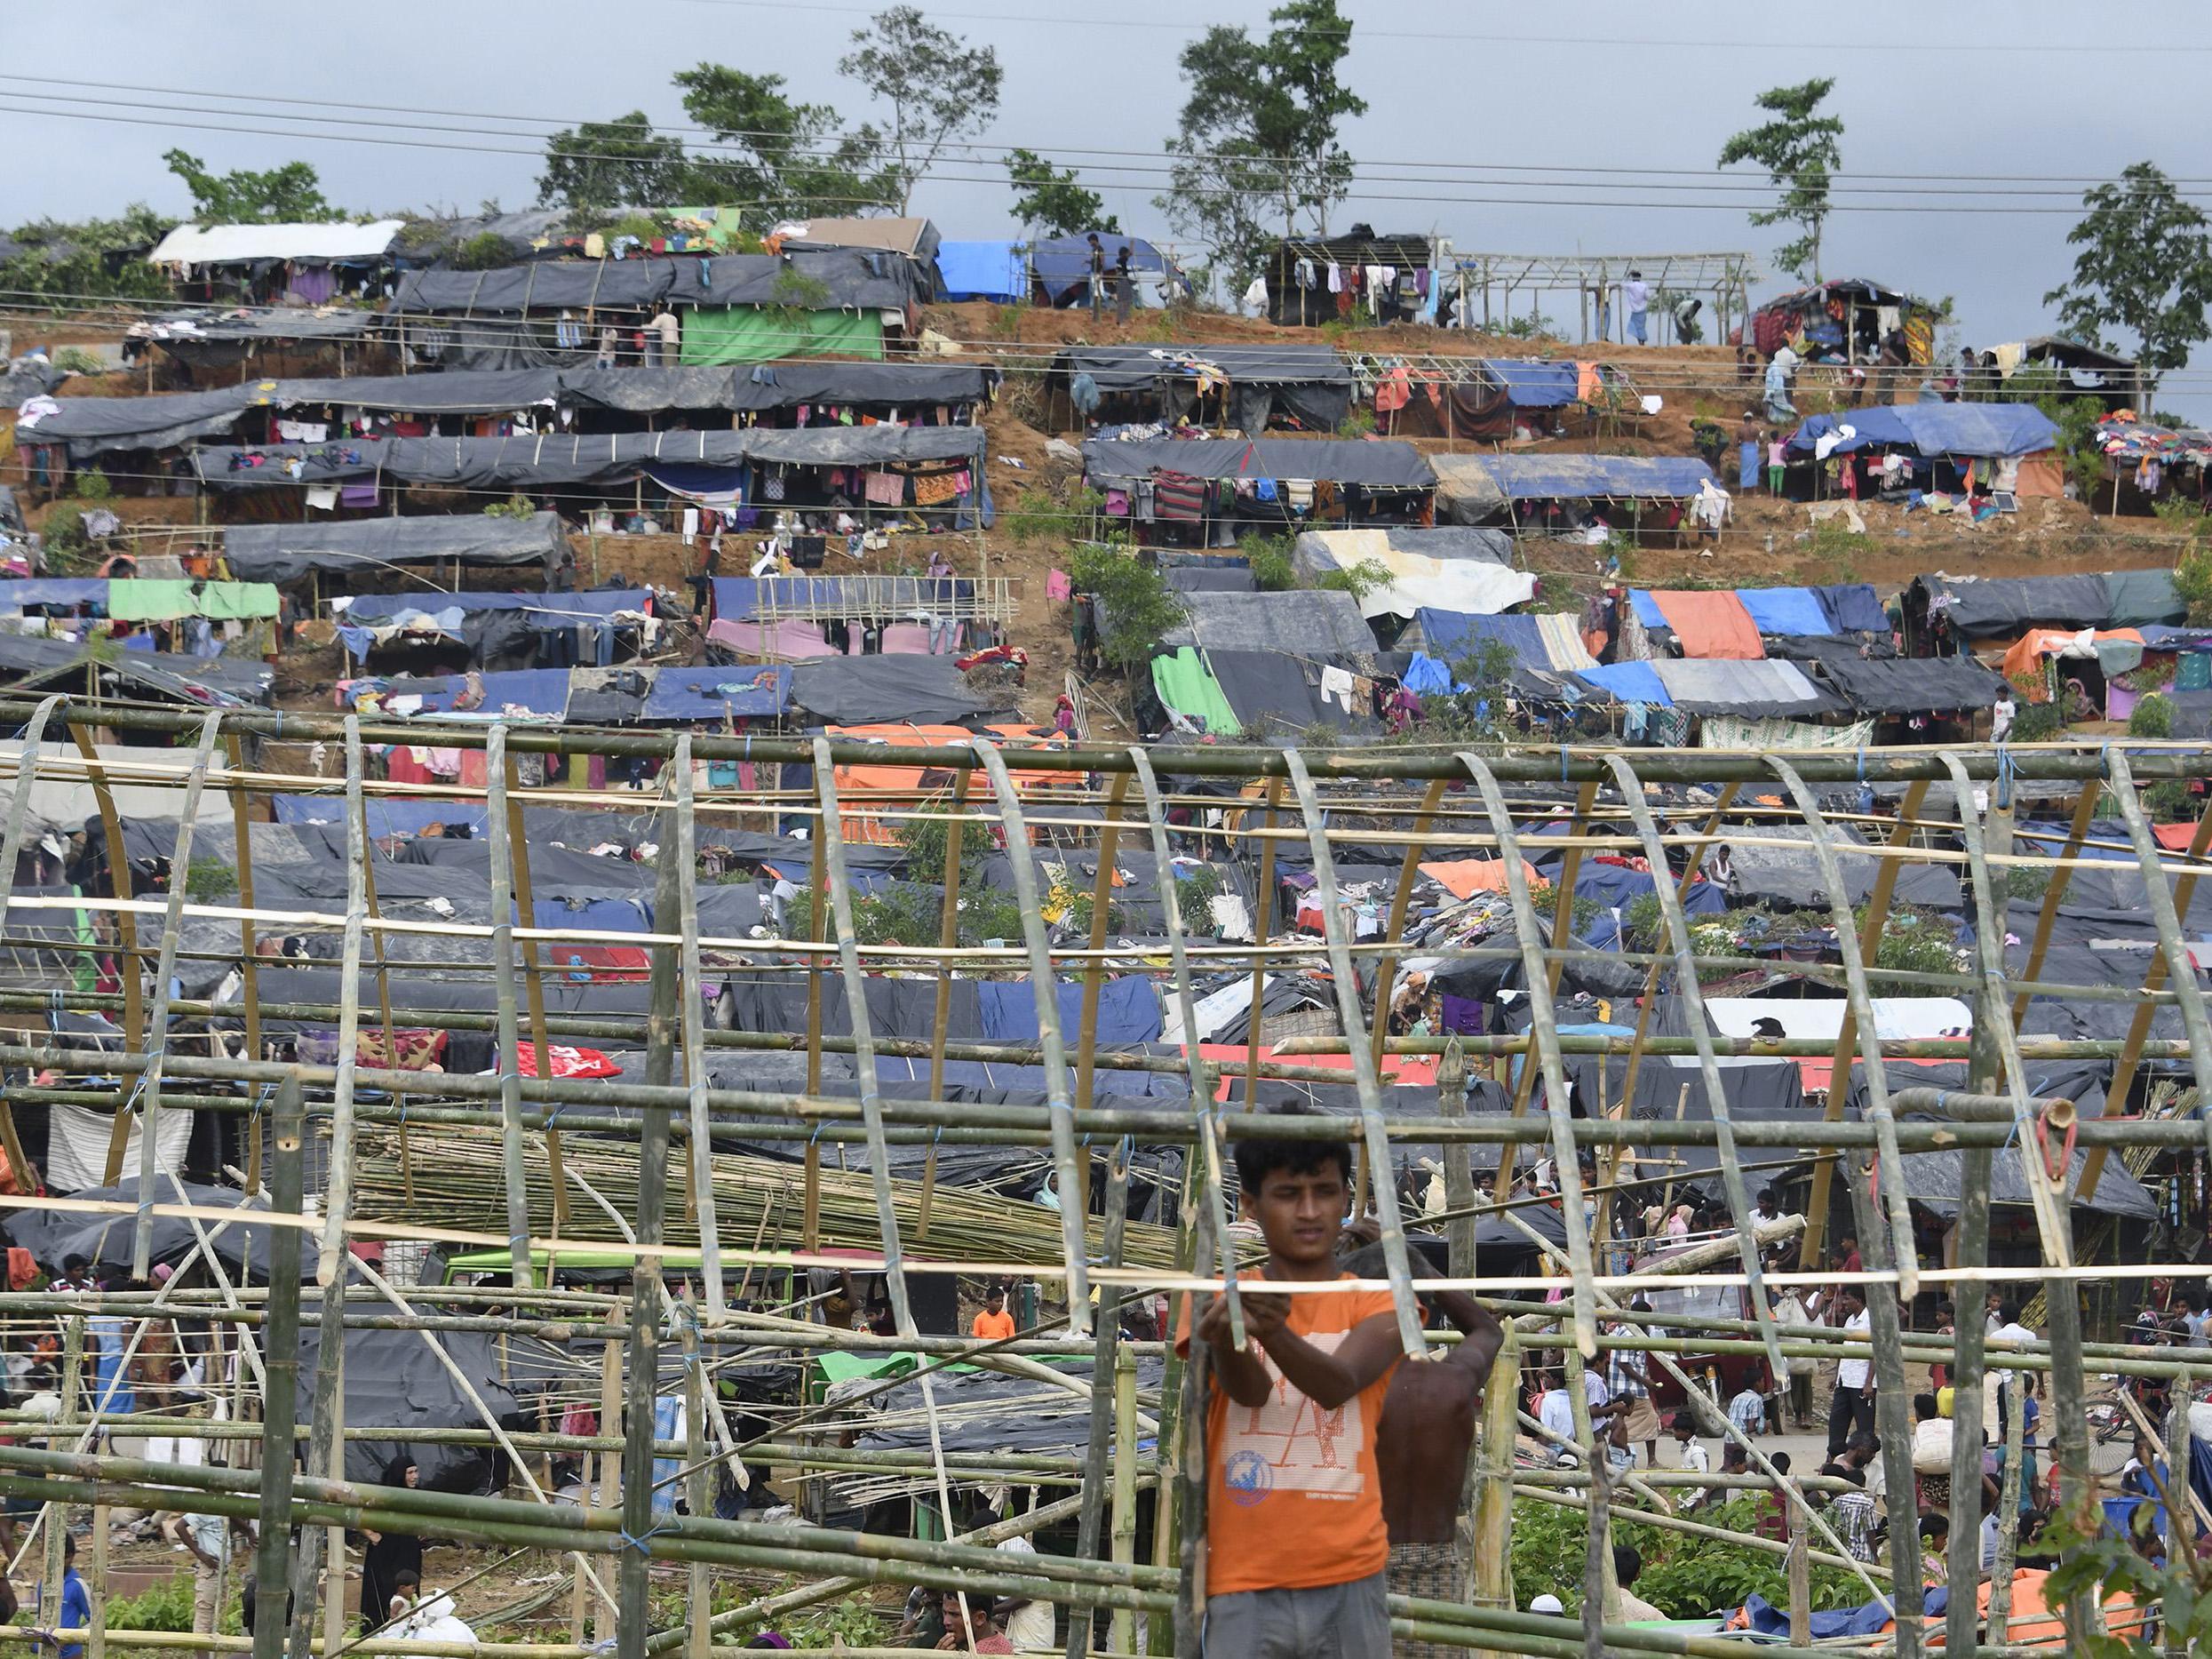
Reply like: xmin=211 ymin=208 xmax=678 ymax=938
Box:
xmin=1150 ymin=647 xmax=1242 ymax=737
xmin=679 ymin=307 xmax=885 ymax=365
xmin=107 ymin=579 xmax=281 ymax=621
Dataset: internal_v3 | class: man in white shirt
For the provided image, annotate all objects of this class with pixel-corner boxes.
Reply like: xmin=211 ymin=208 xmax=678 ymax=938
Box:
xmin=1827 ymin=1288 xmax=1875 ymax=1456
xmin=1992 ymin=690 xmax=2015 ymax=743
xmin=1622 ymin=271 xmax=1651 ymax=344
xmin=1538 ymin=1371 xmax=1580 ymax=1457
xmin=992 ymin=1530 xmax=1057 ymax=1651
xmin=1988 ymin=1303 xmax=2039 ymax=1437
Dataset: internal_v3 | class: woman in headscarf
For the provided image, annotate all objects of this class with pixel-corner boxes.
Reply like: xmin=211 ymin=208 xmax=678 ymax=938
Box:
xmin=358 ymin=1456 xmax=424 ymax=1633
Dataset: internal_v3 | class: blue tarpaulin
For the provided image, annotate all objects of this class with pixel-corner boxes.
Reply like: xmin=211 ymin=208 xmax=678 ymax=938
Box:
xmin=1815 ymin=583 xmax=1890 ymax=634
xmin=1574 ymin=661 xmax=1670 ymax=705
xmin=1737 ymin=586 xmax=1834 ymax=636
xmin=1444 ymin=454 xmax=1715 ymax=501
xmin=711 ymin=575 xmax=973 ymax=622
xmin=1481 ymin=359 xmax=1580 ymax=408
xmin=641 ymin=665 xmax=791 ymax=721
xmin=273 ymin=796 xmax=491 ymax=837
xmin=0 ymin=579 xmax=107 ymax=610
xmin=1739 ymin=1591 xmax=1944 ymax=1640
xmin=1030 ymin=235 xmax=1166 ymax=291
xmin=1573 ymin=863 xmax=1727 ymax=949
xmin=934 ymin=240 xmax=1026 ymax=302
xmin=1788 ymin=403 xmax=2057 ymax=458
xmin=394 ymin=669 xmax=574 ymax=719
xmin=977 ymin=977 xmax=1163 ymax=1046
xmin=1413 ymin=610 xmax=1544 ymax=666
xmin=1402 ymin=652 xmax=1466 ymax=695
xmin=344 ymin=589 xmax=648 ymax=623
xmin=532 ymin=896 xmax=649 ymax=935
xmin=1625 ymin=590 xmax=1668 ymax=630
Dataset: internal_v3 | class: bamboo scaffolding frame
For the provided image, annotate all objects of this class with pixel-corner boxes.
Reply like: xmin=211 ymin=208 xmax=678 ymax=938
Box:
xmin=3 ymin=714 xmax=2211 ymax=1659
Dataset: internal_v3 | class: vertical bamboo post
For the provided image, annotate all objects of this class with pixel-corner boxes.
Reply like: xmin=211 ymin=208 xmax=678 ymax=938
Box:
xmin=1067 ymin=1148 xmax=1131 ymax=1659
xmin=290 ymin=1260 xmax=346 ymax=1659
xmin=484 ymin=725 xmax=535 ymax=1293
xmin=800 ymin=827 xmax=828 ymax=1252
xmin=681 ymin=1306 xmax=710 ymax=1659
xmin=250 ymin=1077 xmax=304 ymax=1659
xmin=88 ymin=1488 xmax=106 ymax=1659
xmin=42 ymin=1314 xmax=83 ymax=1639
xmin=1785 ymin=1503 xmax=1810 ymax=1647
xmin=1469 ymin=1322 xmax=1518 ymax=1644
xmin=593 ymin=1337 xmax=620 ymax=1647
xmin=503 ymin=750 xmax=565 ymax=1236
xmin=1239 ymin=778 xmax=1284 ymax=1112
xmin=921 ymin=771 xmax=975 ymax=1239
xmin=1109 ymin=1346 xmax=1140 ymax=1655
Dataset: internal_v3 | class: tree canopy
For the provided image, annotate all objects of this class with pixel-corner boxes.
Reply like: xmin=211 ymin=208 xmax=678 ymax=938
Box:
xmin=2043 ymin=162 xmax=2212 ymax=395
xmin=1715 ymin=79 xmax=1844 ymax=283
xmin=1006 ymin=150 xmax=1117 ymax=237
xmin=675 ymin=66 xmax=892 ymax=224
xmin=163 ymin=150 xmax=342 ymax=225
xmin=534 ymin=113 xmax=691 ymax=211
xmin=838 ymin=6 xmax=1002 ymax=215
xmin=1157 ymin=0 xmax=1366 ymax=289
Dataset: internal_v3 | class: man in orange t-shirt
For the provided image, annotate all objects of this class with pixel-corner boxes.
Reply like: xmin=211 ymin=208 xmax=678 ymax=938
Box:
xmin=1178 ymin=1113 xmax=1404 ymax=1656
xmin=971 ymin=1288 xmax=1017 ymax=1344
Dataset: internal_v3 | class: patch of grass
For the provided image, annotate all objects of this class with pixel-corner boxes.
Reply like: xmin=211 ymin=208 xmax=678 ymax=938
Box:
xmin=51 ymin=347 xmax=107 ymax=377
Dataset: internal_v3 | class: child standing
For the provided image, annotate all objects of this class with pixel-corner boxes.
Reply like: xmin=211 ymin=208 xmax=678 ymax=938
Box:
xmin=1179 ymin=1113 xmax=1405 ymax=1658
xmin=1766 ymin=433 xmax=1787 ymax=496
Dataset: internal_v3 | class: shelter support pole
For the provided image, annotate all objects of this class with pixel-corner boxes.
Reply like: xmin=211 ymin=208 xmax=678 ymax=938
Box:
xmin=1785 ymin=1506 xmax=1810 ymax=1647
xmin=1497 ymin=779 xmax=1601 ymax=1212
xmin=1789 ymin=773 xmax=1926 ymax=1275
xmin=2167 ymin=1366 xmax=2192 ymax=1659
xmin=1469 ymin=1321 xmax=1518 ymax=1654
xmin=1240 ymin=778 xmax=1284 ymax=1113
xmin=1067 ymin=1147 xmax=1131 ymax=1659
xmin=920 ymin=770 xmax=976 ymax=1237
xmin=681 ymin=1309 xmax=710 ymax=1659
xmin=355 ymin=774 xmax=409 ymax=1205
xmin=290 ymin=1262 xmax=346 ymax=1659
xmin=504 ymin=751 xmax=565 ymax=1237
xmin=669 ymin=735 xmax=722 ymax=1309
xmin=42 ymin=1316 xmax=84 ymax=1655
xmin=484 ymin=726 xmax=533 ymax=1291
xmin=0 ymin=697 xmax=60 ymax=1197
xmin=1072 ymin=770 xmax=1131 ymax=1117
xmin=800 ymin=827 xmax=827 ymax=1252
xmin=73 ymin=719 xmax=142 ymax=1165
xmin=221 ymin=731 xmax=264 ymax=1191
xmin=593 ymin=1340 xmax=618 ymax=1647
xmin=251 ymin=1077 xmax=304 ymax=1659
xmin=1109 ymin=1346 xmax=1140 ymax=1655
xmin=2008 ymin=782 xmax=2103 ymax=1030
xmin=1988 ymin=1365 xmax=2025 ymax=1643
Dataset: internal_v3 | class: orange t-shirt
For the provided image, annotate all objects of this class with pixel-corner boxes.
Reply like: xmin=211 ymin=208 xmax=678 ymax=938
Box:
xmin=1175 ymin=1277 xmax=1398 ymax=1595
xmin=972 ymin=1308 xmax=1017 ymax=1342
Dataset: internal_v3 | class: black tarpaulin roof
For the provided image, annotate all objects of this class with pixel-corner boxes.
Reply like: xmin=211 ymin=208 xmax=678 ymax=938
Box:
xmin=1916 ymin=572 xmax=2112 ymax=637
xmin=24 ymin=387 xmax=259 ymax=458
xmin=787 ymin=655 xmax=1013 ymax=725
xmin=1158 ymin=589 xmax=1376 ymax=657
xmin=192 ymin=425 xmax=984 ymax=490
xmin=1053 ymin=343 xmax=1350 ymax=390
xmin=0 ymin=635 xmax=271 ymax=706
xmin=1815 ymin=652 xmax=2007 ymax=715
xmin=223 ymin=512 xmax=566 ymax=583
xmin=1081 ymin=436 xmax=1434 ymax=489
xmin=389 ymin=250 xmax=919 ymax=315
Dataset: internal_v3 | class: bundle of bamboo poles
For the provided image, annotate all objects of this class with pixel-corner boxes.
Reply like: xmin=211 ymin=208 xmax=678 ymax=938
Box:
xmin=351 ymin=1128 xmax=1181 ymax=1267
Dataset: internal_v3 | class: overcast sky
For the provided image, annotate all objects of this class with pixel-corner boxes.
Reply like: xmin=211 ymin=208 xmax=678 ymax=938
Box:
xmin=12 ymin=1 xmax=2212 ymax=409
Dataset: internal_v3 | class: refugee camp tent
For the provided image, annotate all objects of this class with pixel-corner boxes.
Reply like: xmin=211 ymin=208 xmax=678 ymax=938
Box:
xmin=126 ymin=307 xmax=384 ymax=371
xmin=148 ymin=220 xmax=407 ymax=271
xmin=1054 ymin=345 xmax=1354 ymax=433
xmin=1158 ymin=589 xmax=1376 ymax=658
xmin=1029 ymin=235 xmax=1170 ymax=307
xmin=1734 ymin=586 xmax=1834 ymax=638
xmin=224 ymin=513 xmax=567 ymax=584
xmin=1906 ymin=570 xmax=2183 ymax=643
xmin=637 ymin=665 xmax=792 ymax=722
xmin=1786 ymin=403 xmax=2057 ymax=459
xmin=1720 ymin=820 xmax=1961 ymax=911
xmin=787 ymin=656 xmax=1011 ymax=725
xmin=1290 ymin=526 xmax=1533 ymax=620
xmin=1814 ymin=653 xmax=2006 ymax=716
xmin=1202 ymin=649 xmax=1381 ymax=736
xmin=1412 ymin=610 xmax=1596 ymax=677
xmin=1081 ymin=436 xmax=1432 ymax=491
xmin=1631 ymin=590 xmax=1765 ymax=658
xmin=1431 ymin=453 xmax=1713 ymax=525
xmin=16 ymin=387 xmax=260 ymax=459
xmin=935 ymin=241 xmax=1026 ymax=303
xmin=1750 ymin=276 xmax=1914 ymax=361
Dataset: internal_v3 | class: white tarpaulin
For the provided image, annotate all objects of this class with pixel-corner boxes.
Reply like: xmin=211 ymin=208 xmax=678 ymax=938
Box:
xmin=148 ymin=220 xmax=406 ymax=267
xmin=47 ymin=1102 xmax=192 ymax=1193
xmin=1291 ymin=528 xmax=1535 ymax=619
xmin=1705 ymin=998 xmax=1973 ymax=1043
xmin=0 ymin=741 xmax=234 ymax=829
xmin=1162 ymin=974 xmax=1268 ymax=1045
xmin=1699 ymin=715 xmax=1875 ymax=750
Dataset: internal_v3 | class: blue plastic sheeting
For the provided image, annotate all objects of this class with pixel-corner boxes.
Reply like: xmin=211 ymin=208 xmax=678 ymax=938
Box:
xmin=1574 ymin=661 xmax=1671 ymax=706
xmin=1573 ymin=863 xmax=1726 ymax=950
xmin=1402 ymin=652 xmax=1466 ymax=695
xmin=1815 ymin=582 xmax=1890 ymax=634
xmin=1737 ymin=586 xmax=1833 ymax=636
xmin=533 ymin=897 xmax=650 ymax=935
xmin=345 ymin=588 xmax=648 ymax=623
xmin=711 ymin=575 xmax=973 ymax=622
xmin=935 ymin=240 xmax=1026 ymax=302
xmin=1626 ymin=589 xmax=1669 ymax=630
xmin=976 ymin=977 xmax=1163 ymax=1046
xmin=1481 ymin=359 xmax=1580 ymax=408
xmin=273 ymin=795 xmax=490 ymax=837
xmin=0 ymin=579 xmax=107 ymax=610
xmin=397 ymin=669 xmax=574 ymax=718
xmin=1413 ymin=610 xmax=1543 ymax=666
xmin=1459 ymin=454 xmax=1715 ymax=498
xmin=641 ymin=665 xmax=791 ymax=720
xmin=1788 ymin=403 xmax=2057 ymax=458
xmin=1738 ymin=1590 xmax=1944 ymax=1640
xmin=2013 ymin=820 xmax=2138 ymax=865
xmin=1030 ymin=235 xmax=1166 ymax=290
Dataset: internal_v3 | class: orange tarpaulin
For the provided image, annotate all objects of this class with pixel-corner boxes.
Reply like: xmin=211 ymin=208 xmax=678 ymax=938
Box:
xmin=2013 ymin=452 xmax=2065 ymax=498
xmin=1918 ymin=1567 xmax=2146 ymax=1647
xmin=1649 ymin=590 xmax=1765 ymax=659
xmin=826 ymin=723 xmax=1079 ymax=843
xmin=2155 ymin=819 xmax=2209 ymax=851
xmin=1998 ymin=627 xmax=2142 ymax=698
xmin=1419 ymin=857 xmax=1540 ymax=898
xmin=1193 ymin=1043 xmax=1437 ymax=1097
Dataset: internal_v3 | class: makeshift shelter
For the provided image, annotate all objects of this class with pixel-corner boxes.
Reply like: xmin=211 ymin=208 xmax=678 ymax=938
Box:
xmin=1412 ymin=610 xmax=1596 ymax=680
xmin=148 ymin=220 xmax=407 ymax=305
xmin=1052 ymin=344 xmax=1353 ymax=434
xmin=1786 ymin=403 xmax=2057 ymax=462
xmin=1814 ymin=652 xmax=2006 ymax=717
xmin=332 ymin=588 xmax=653 ymax=671
xmin=1265 ymin=229 xmax=1436 ymax=327
xmin=1082 ymin=437 xmax=1434 ymax=544
xmin=1732 ymin=586 xmax=1834 ymax=638
xmin=124 ymin=307 xmax=384 ymax=376
xmin=1431 ymin=452 xmax=1713 ymax=530
xmin=224 ymin=513 xmax=567 ymax=585
xmin=0 ymin=636 xmax=271 ymax=709
xmin=1290 ymin=526 xmax=1533 ymax=622
xmin=1906 ymin=569 xmax=2183 ymax=650
xmin=1750 ymin=277 xmax=1917 ymax=363
xmin=787 ymin=656 xmax=1010 ymax=726
xmin=1026 ymin=235 xmax=1171 ymax=309
xmin=1994 ymin=336 xmax=2139 ymax=408
xmin=1157 ymin=588 xmax=1376 ymax=660
xmin=1630 ymin=590 xmax=1765 ymax=658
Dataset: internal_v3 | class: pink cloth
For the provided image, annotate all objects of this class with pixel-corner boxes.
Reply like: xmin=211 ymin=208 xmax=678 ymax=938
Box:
xmin=863 ymin=470 xmax=906 ymax=506
xmin=879 ymin=623 xmax=933 ymax=654
xmin=1046 ymin=568 xmax=1072 ymax=602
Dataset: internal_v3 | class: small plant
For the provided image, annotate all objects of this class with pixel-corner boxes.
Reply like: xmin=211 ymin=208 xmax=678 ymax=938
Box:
xmin=2129 ymin=691 xmax=2176 ymax=739
xmin=51 ymin=346 xmax=106 ymax=377
xmin=71 ymin=467 xmax=113 ymax=502
xmin=2146 ymin=778 xmax=2194 ymax=821
xmin=183 ymin=856 xmax=235 ymax=903
xmin=1334 ymin=406 xmax=1377 ymax=437
xmin=1174 ymin=862 xmax=1224 ymax=938
xmin=1316 ymin=556 xmax=1392 ymax=602
xmin=988 ymin=304 xmax=1024 ymax=339
xmin=1069 ymin=543 xmax=1185 ymax=673
xmin=2175 ymin=538 xmax=2212 ymax=626
xmin=448 ymin=231 xmax=511 ymax=271
xmin=1242 ymin=534 xmax=1296 ymax=591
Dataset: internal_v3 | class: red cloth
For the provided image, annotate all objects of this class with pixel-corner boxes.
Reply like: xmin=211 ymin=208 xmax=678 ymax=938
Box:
xmin=1649 ymin=589 xmax=1765 ymax=659
xmin=385 ymin=748 xmax=433 ymax=786
xmin=515 ymin=1042 xmax=624 ymax=1079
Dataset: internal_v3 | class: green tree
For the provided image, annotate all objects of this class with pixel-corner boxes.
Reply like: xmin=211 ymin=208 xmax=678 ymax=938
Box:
xmin=838 ymin=6 xmax=1003 ymax=213
xmin=674 ymin=66 xmax=892 ymax=225
xmin=1006 ymin=149 xmax=1117 ymax=237
xmin=1715 ymin=79 xmax=1844 ymax=282
xmin=534 ymin=112 xmax=692 ymax=210
xmin=3 ymin=205 xmax=174 ymax=304
xmin=2043 ymin=162 xmax=2212 ymax=399
xmin=1156 ymin=0 xmax=1367 ymax=287
xmin=1070 ymin=545 xmax=1186 ymax=673
xmin=163 ymin=149 xmax=340 ymax=224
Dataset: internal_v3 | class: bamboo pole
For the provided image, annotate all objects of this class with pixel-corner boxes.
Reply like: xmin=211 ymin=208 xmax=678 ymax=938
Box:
xmin=1109 ymin=1345 xmax=1140 ymax=1655
xmin=251 ymin=1077 xmax=304 ymax=1659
